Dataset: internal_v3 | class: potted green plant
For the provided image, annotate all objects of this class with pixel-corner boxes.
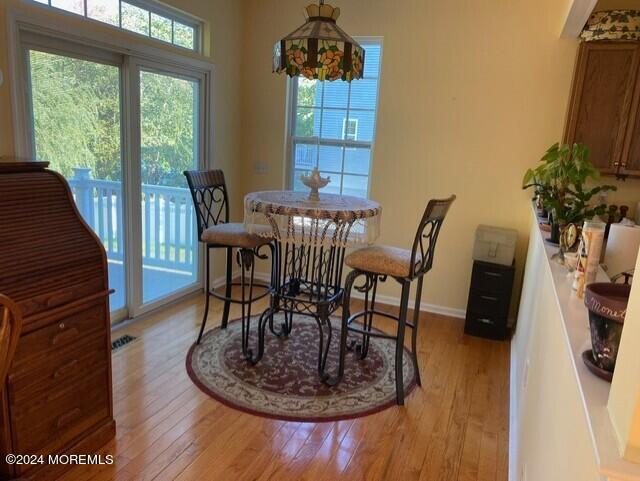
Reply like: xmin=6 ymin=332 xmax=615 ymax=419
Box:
xmin=523 ymin=143 xmax=616 ymax=244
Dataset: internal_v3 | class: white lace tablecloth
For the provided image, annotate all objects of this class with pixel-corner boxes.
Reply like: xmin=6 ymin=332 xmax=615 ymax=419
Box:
xmin=244 ymin=190 xmax=382 ymax=247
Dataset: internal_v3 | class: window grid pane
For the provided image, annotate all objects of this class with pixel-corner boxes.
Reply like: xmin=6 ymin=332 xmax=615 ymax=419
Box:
xmin=289 ymin=40 xmax=381 ymax=198
xmin=29 ymin=0 xmax=201 ymax=52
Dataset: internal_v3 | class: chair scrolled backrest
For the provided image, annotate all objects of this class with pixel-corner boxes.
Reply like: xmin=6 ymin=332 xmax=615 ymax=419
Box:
xmin=409 ymin=195 xmax=456 ymax=279
xmin=0 ymin=294 xmax=22 ymax=389
xmin=184 ymin=169 xmax=230 ymax=240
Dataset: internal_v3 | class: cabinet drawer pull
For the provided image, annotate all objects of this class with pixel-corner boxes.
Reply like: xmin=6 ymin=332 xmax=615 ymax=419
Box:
xmin=51 ymin=327 xmax=79 ymax=346
xmin=477 ymin=317 xmax=494 ymax=325
xmin=53 ymin=359 xmax=79 ymax=379
xmin=480 ymin=295 xmax=499 ymax=302
xmin=56 ymin=408 xmax=82 ymax=429
xmin=484 ymin=271 xmax=502 ymax=278
xmin=46 ymin=291 xmax=74 ymax=308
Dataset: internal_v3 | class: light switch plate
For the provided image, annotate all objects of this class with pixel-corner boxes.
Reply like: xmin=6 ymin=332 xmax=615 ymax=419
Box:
xmin=253 ymin=160 xmax=268 ymax=175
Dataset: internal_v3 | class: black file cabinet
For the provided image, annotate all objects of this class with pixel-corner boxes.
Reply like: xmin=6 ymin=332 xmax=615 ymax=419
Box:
xmin=464 ymin=260 xmax=515 ymax=340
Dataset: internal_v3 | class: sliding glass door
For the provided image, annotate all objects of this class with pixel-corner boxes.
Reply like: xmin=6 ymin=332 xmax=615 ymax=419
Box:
xmin=28 ymin=49 xmax=128 ymax=313
xmin=139 ymin=69 xmax=199 ymax=304
xmin=24 ymin=37 xmax=207 ymax=321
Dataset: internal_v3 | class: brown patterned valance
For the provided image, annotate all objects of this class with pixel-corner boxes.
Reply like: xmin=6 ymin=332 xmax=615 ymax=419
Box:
xmin=581 ymin=10 xmax=640 ymax=42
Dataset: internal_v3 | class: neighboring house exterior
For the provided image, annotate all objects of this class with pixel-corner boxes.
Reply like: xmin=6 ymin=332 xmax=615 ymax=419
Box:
xmin=293 ymin=42 xmax=381 ymax=198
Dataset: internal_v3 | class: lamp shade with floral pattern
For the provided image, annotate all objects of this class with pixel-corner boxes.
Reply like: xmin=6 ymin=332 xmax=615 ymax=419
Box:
xmin=273 ymin=2 xmax=365 ymax=82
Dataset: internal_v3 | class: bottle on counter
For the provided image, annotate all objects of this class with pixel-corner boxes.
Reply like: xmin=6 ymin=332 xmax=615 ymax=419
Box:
xmin=573 ymin=220 xmax=606 ymax=299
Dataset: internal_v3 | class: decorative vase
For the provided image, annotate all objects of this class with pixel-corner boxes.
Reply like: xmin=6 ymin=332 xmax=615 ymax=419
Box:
xmin=583 ymin=282 xmax=631 ymax=381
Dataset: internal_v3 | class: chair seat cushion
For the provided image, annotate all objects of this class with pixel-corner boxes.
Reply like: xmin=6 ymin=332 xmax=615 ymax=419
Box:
xmin=201 ymin=223 xmax=272 ymax=248
xmin=345 ymin=245 xmax=418 ymax=278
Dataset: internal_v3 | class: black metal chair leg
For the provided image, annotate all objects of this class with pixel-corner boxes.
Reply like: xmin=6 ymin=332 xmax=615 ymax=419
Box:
xmin=240 ymin=250 xmax=247 ymax=355
xmin=324 ymin=268 xmax=360 ymax=386
xmin=248 ymin=306 xmax=273 ymax=364
xmin=395 ymin=280 xmax=411 ymax=405
xmin=197 ymin=247 xmax=211 ymax=344
xmin=360 ymin=274 xmax=377 ymax=359
xmin=412 ymin=276 xmax=423 ymax=387
xmin=221 ymin=247 xmax=233 ymax=329
xmin=317 ymin=314 xmax=333 ymax=376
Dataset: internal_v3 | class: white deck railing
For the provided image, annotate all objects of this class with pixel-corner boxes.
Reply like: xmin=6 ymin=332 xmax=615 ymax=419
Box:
xmin=68 ymin=167 xmax=196 ymax=273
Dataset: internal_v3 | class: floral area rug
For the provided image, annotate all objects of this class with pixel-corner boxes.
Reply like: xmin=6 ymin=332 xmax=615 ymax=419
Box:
xmin=186 ymin=313 xmax=416 ymax=421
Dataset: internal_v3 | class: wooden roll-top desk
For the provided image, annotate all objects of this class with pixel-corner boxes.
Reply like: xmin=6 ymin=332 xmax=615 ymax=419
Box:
xmin=0 ymin=161 xmax=115 ymax=480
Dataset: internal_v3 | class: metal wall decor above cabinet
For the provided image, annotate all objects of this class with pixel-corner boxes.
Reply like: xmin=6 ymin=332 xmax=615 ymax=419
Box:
xmin=564 ymin=41 xmax=640 ymax=178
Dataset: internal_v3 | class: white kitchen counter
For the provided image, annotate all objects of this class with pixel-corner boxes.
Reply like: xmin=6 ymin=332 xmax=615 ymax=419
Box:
xmin=510 ymin=208 xmax=640 ymax=481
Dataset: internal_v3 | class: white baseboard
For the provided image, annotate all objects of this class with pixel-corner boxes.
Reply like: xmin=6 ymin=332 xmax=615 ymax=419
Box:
xmin=251 ymin=272 xmax=466 ymax=320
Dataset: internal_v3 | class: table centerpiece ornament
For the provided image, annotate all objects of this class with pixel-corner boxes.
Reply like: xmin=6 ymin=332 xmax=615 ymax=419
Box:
xmin=300 ymin=167 xmax=331 ymax=201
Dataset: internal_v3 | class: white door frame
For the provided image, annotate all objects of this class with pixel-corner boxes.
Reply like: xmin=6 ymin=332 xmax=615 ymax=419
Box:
xmin=7 ymin=6 xmax=214 ymax=322
xmin=127 ymin=58 xmax=208 ymax=317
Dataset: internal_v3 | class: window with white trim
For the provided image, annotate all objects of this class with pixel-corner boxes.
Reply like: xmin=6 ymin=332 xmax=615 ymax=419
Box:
xmin=30 ymin=0 xmax=202 ymax=51
xmin=288 ymin=38 xmax=382 ymax=198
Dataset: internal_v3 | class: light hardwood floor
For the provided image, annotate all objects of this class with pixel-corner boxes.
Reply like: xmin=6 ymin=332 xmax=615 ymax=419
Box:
xmin=60 ymin=290 xmax=509 ymax=481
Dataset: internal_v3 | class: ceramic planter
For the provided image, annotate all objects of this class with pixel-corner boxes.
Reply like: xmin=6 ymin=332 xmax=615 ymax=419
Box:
xmin=583 ymin=282 xmax=631 ymax=379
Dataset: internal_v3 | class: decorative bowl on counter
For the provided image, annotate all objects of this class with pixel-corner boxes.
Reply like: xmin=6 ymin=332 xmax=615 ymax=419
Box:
xmin=582 ymin=282 xmax=631 ymax=381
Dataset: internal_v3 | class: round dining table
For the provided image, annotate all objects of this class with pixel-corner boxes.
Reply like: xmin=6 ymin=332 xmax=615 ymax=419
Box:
xmin=243 ymin=190 xmax=382 ymax=381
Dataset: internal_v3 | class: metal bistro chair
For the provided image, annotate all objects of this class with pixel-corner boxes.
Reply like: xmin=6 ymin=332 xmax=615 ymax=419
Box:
xmin=330 ymin=195 xmax=455 ymax=405
xmin=184 ymin=170 xmax=274 ymax=353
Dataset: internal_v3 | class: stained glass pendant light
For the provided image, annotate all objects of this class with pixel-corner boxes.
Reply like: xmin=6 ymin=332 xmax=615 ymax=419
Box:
xmin=273 ymin=1 xmax=365 ymax=82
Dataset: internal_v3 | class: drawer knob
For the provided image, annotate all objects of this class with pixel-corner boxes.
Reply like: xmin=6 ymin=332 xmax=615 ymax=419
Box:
xmin=53 ymin=359 xmax=79 ymax=379
xmin=56 ymin=407 xmax=82 ymax=429
xmin=51 ymin=327 xmax=79 ymax=346
xmin=59 ymin=322 xmax=65 ymax=329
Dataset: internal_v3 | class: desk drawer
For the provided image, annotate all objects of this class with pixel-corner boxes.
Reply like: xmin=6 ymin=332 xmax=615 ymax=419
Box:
xmin=470 ymin=262 xmax=514 ymax=294
xmin=467 ymin=289 xmax=510 ymax=317
xmin=8 ymin=333 xmax=107 ymax=403
xmin=13 ymin=303 xmax=106 ymax=368
xmin=464 ymin=311 xmax=509 ymax=340
xmin=12 ymin=369 xmax=110 ymax=455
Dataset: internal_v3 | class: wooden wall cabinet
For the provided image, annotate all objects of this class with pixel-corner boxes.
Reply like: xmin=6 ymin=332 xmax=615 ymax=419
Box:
xmin=565 ymin=41 xmax=640 ymax=178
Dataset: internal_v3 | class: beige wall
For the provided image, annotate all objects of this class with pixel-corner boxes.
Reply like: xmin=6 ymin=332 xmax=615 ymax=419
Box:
xmin=239 ymin=0 xmax=640 ymax=312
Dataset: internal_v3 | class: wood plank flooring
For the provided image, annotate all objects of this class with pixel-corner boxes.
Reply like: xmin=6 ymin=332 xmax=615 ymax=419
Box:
xmin=60 ymin=290 xmax=509 ymax=481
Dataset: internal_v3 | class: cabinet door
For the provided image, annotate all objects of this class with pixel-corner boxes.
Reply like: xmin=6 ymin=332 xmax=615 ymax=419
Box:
xmin=620 ymin=68 xmax=640 ymax=177
xmin=564 ymin=42 xmax=640 ymax=175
